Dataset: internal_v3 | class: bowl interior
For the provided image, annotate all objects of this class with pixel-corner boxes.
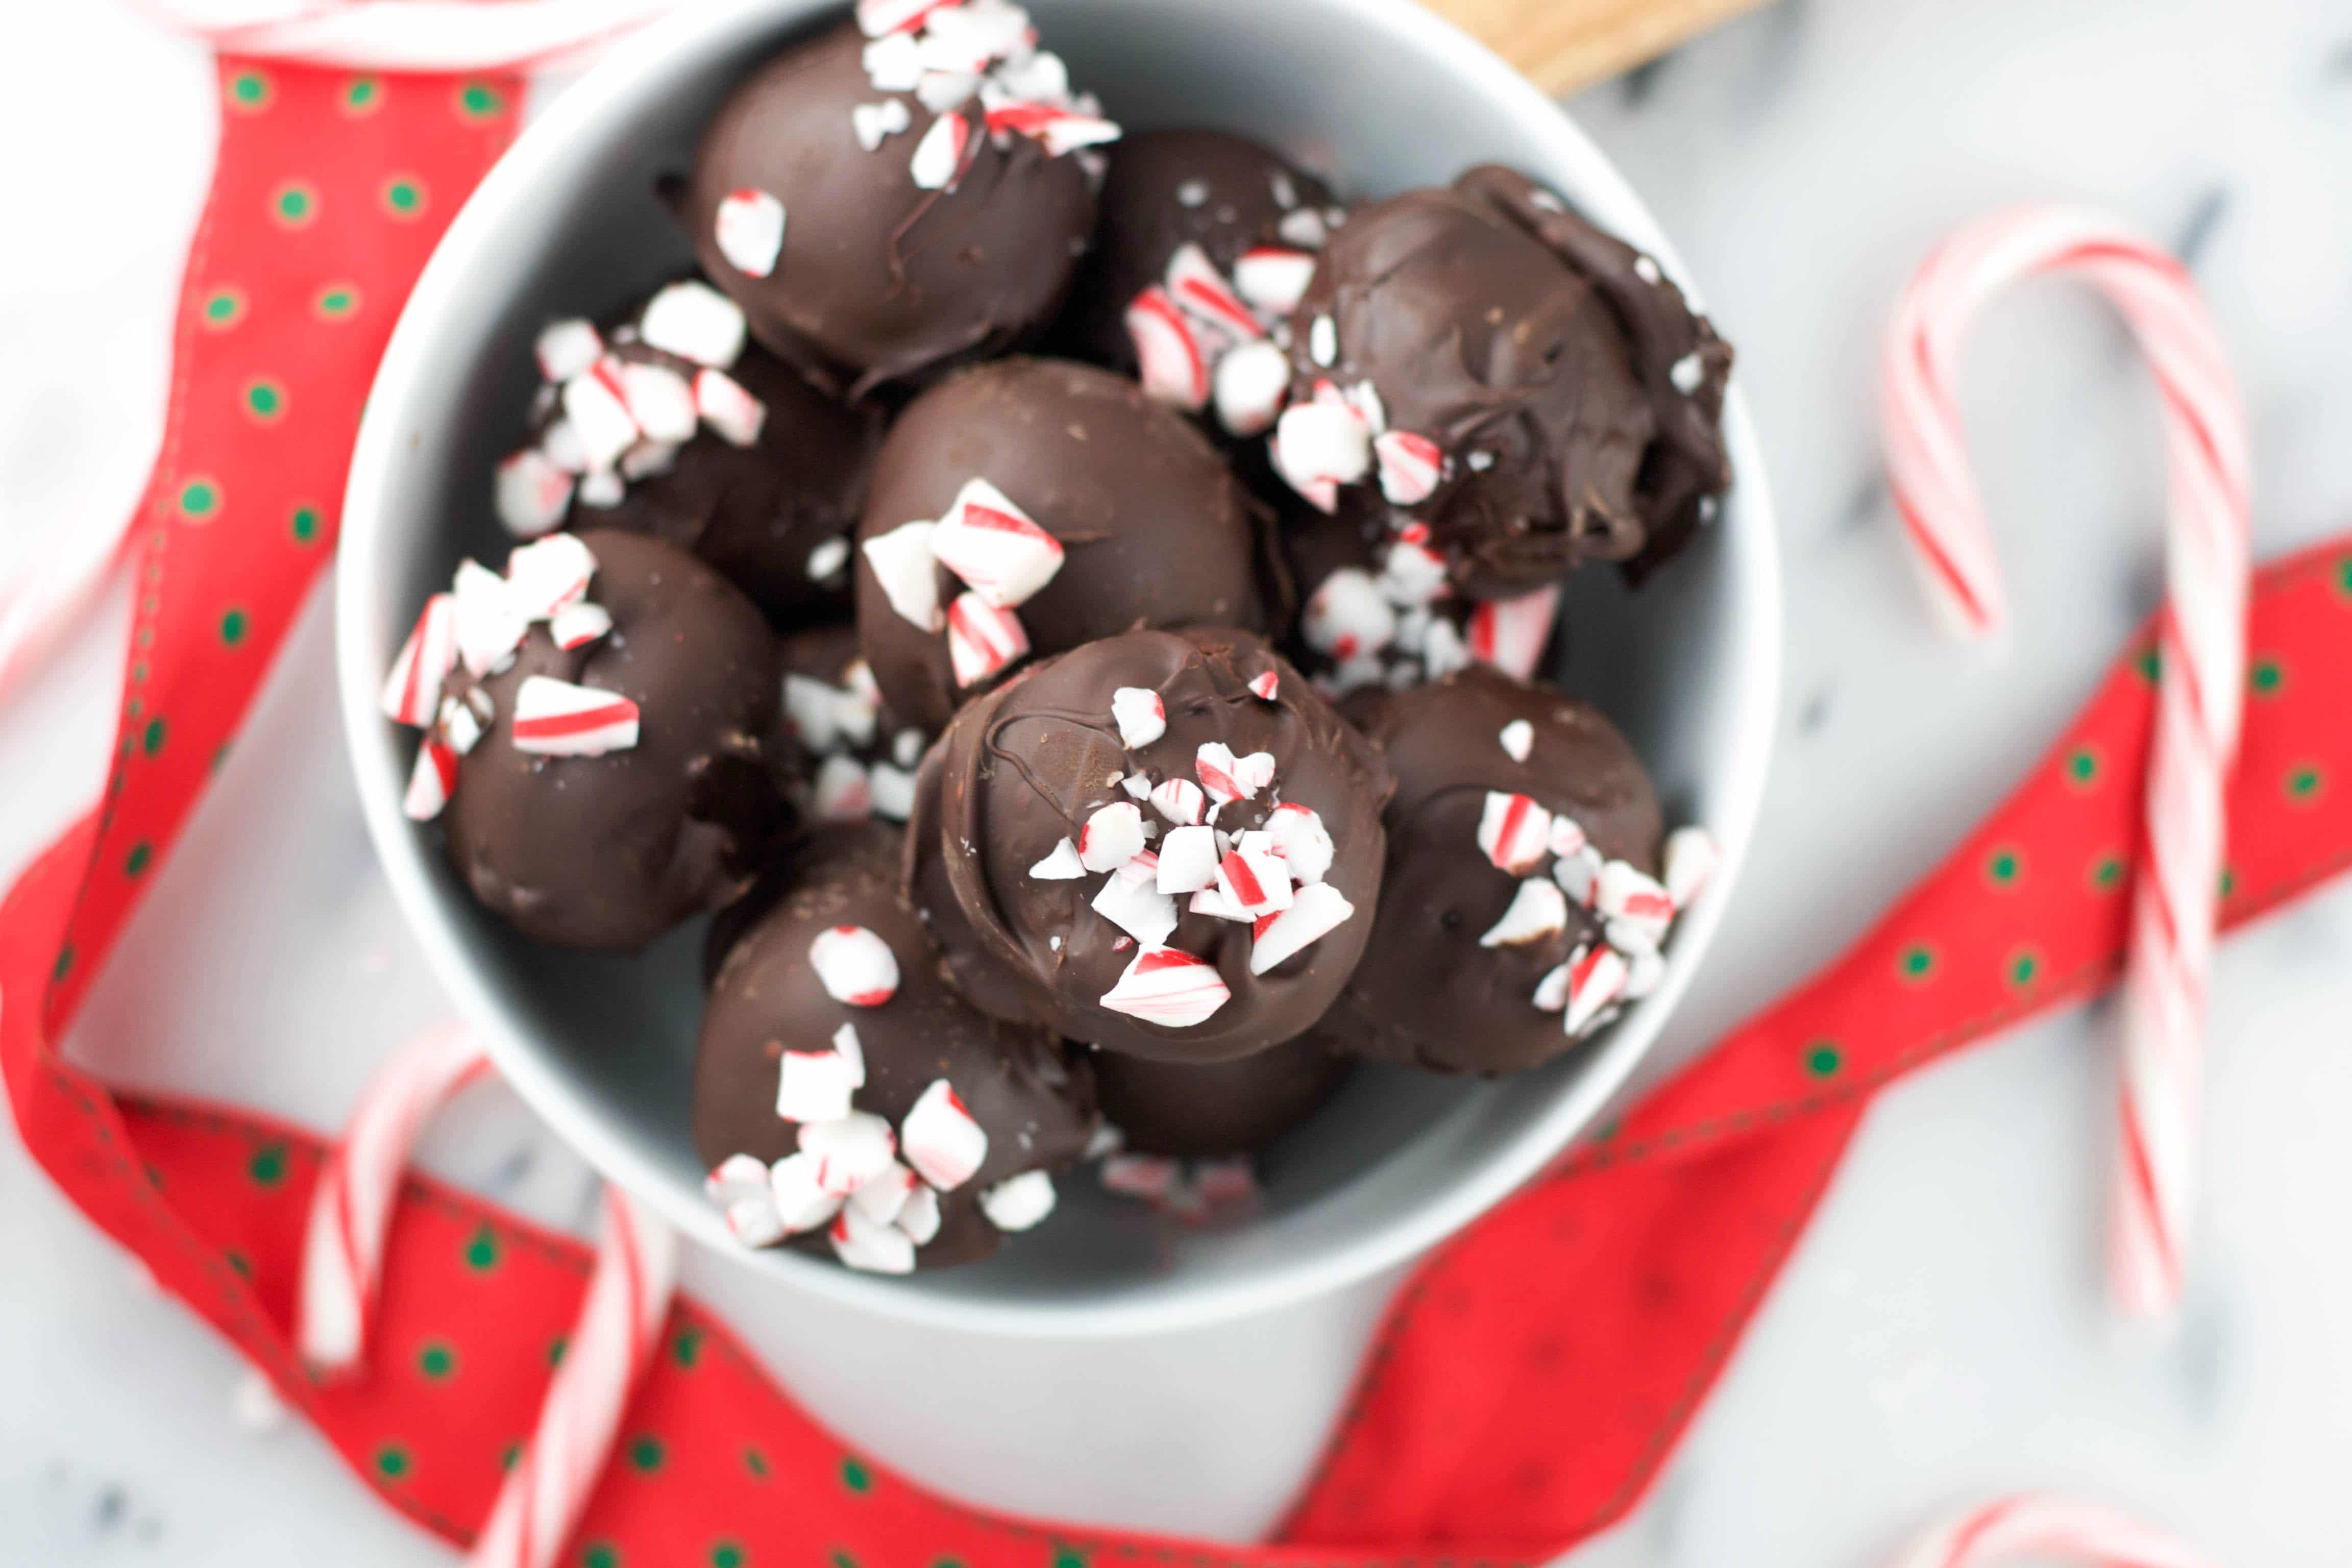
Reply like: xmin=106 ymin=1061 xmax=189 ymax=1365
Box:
xmin=338 ymin=0 xmax=1780 ymax=1335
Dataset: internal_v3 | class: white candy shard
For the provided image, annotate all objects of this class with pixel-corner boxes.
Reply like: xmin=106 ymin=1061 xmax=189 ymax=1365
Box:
xmin=1466 ymin=585 xmax=1560 ymax=681
xmin=1553 ymin=845 xmax=1604 ymax=906
xmin=1126 ymin=285 xmax=1209 ymax=411
xmin=1029 ymin=838 xmax=1086 ymax=879
xmin=811 ymin=754 xmax=872 ymax=822
xmin=798 ymin=1112 xmax=899 ymax=1196
xmin=1663 ymin=825 xmax=1720 ymax=906
xmin=1263 ymin=802 xmax=1334 ymax=884
xmin=380 ymin=593 xmax=458 ymax=727
xmin=831 ymin=1021 xmax=866 ymax=1086
xmin=1531 ymin=963 xmax=1571 ymax=1012
xmin=776 ymin=1048 xmax=860 ymax=1124
xmin=1623 ymin=945 xmax=1668 ymax=1001
xmin=930 ymin=477 xmax=1064 ymax=607
xmin=638 ymin=280 xmax=747 ymax=368
xmin=1150 ymin=776 xmax=1205 ymax=826
xmin=945 ymin=592 xmax=1028 ymax=687
xmin=453 ymin=558 xmax=528 ymax=676
xmin=1111 ymin=686 xmax=1167 ymax=749
xmin=1248 ymin=882 xmax=1355 ymax=974
xmin=1271 ymin=401 xmax=1371 ymax=510
xmin=1232 ymin=246 xmax=1317 ymax=315
xmin=830 ymin=1203 xmax=916 ymax=1273
xmin=1302 ymin=567 xmax=1396 ymax=660
xmin=505 ymin=530 xmax=597 ymax=621
xmin=852 ymin=97 xmax=913 ymax=150
xmin=1213 ymin=338 xmax=1291 ymax=437
xmin=980 ymin=1169 xmax=1057 ymax=1232
xmin=402 ymin=739 xmax=456 ymax=821
xmin=1194 ymin=742 xmax=1270 ymax=805
xmin=1164 ymin=242 xmax=1262 ymax=339
xmin=1595 ymin=860 xmax=1675 ymax=944
xmin=1670 ymin=351 xmax=1705 ymax=395
xmin=1078 ymin=801 xmax=1147 ymax=871
xmin=576 ymin=469 xmax=625 ymax=508
xmin=862 ymin=521 xmax=944 ymax=631
xmin=1092 ymin=866 xmax=1179 ymax=947
xmin=1247 ymin=669 xmax=1280 ymax=701
xmin=549 ymin=601 xmax=612 ymax=651
xmin=1308 ymin=314 xmax=1338 ymax=366
xmin=849 ymin=1161 xmax=918 ymax=1226
xmin=1376 ymin=532 xmax=1448 ymax=607
xmin=694 ymin=367 xmax=767 ymax=447
xmin=1561 ymin=944 xmax=1630 ymax=1037
xmin=509 ymin=675 xmax=640 ymax=757
xmin=1375 ymin=429 xmax=1446 ymax=506
xmin=910 ymin=109 xmax=971 ymax=190
xmin=769 ymin=1152 xmax=847 ymax=1235
xmin=535 ymin=318 xmax=604 ymax=383
xmin=617 ymin=359 xmax=699 ymax=443
xmin=560 ymin=364 xmax=639 ymax=472
xmin=1099 ymin=947 xmax=1231 ymax=1027
xmin=1480 ymin=878 xmax=1569 ymax=947
xmin=715 ymin=187 xmax=787 ymax=278
xmin=1549 ymin=814 xmax=1590 ymax=859
xmin=896 ymin=1182 xmax=943 ymax=1244
xmin=868 ymin=762 xmax=918 ymax=820
xmin=1215 ymin=844 xmax=1293 ymax=919
xmin=1477 ymin=791 xmax=1553 ymax=874
xmin=902 ymin=1079 xmax=989 ymax=1190
xmin=810 ymin=924 xmax=899 ymax=1006
xmin=1156 ymin=825 xmax=1219 ymax=893
xmin=495 ymin=448 xmax=575 ymax=538
xmin=1500 ymin=719 xmax=1534 ymax=763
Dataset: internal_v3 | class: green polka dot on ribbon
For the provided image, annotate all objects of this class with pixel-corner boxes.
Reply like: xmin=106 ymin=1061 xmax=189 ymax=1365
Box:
xmin=141 ymin=717 xmax=166 ymax=756
xmin=341 ymin=75 xmax=384 ymax=115
xmin=381 ymin=175 xmax=427 ymax=219
xmin=627 ymin=1435 xmax=664 ymax=1473
xmin=583 ymin=1546 xmax=621 ymax=1568
xmin=226 ymin=69 xmax=272 ymax=112
xmin=2287 ymin=763 xmax=2325 ymax=803
xmin=2250 ymin=657 xmax=2285 ymax=697
xmin=418 ymin=1342 xmax=456 ymax=1380
xmin=242 ymin=379 xmax=286 ymax=423
xmin=710 ymin=1544 xmax=746 ymax=1568
xmin=290 ymin=503 xmax=323 ymax=545
xmin=248 ymin=1142 xmax=286 ymax=1184
xmin=2064 ymin=746 xmax=2100 ymax=789
xmin=199 ymin=287 xmax=246 ymax=331
xmin=456 ymin=81 xmax=508 ymax=121
xmin=176 ymin=477 xmax=222 ymax=521
xmin=1984 ymin=846 xmax=2025 ymax=887
xmin=124 ymin=841 xmax=153 ymax=878
xmin=1896 ymin=943 xmax=1935 ymax=983
xmin=219 ymin=608 xmax=250 ymax=646
xmin=840 ymin=1457 xmax=872 ymax=1492
xmin=313 ymin=282 xmax=362 ymax=321
xmin=1801 ymin=1041 xmax=1842 ymax=1079
xmin=271 ymin=180 xmax=320 ymax=228
xmin=2005 ymin=947 xmax=2044 ymax=990
xmin=464 ymin=1224 xmax=501 ymax=1271
xmin=2089 ymin=850 xmax=2125 ymax=892
xmin=374 ymin=1444 xmax=410 ymax=1482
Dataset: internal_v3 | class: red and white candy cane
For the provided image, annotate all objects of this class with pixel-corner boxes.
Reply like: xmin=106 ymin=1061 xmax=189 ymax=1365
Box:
xmin=1887 ymin=1492 xmax=2221 ymax=1568
xmin=291 ymin=1024 xmax=678 ymax=1568
xmin=1881 ymin=206 xmax=2251 ymax=1319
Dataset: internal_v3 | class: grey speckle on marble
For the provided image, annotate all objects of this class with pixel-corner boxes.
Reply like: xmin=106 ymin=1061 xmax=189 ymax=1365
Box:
xmin=7 ymin=1 xmax=2352 ymax=1565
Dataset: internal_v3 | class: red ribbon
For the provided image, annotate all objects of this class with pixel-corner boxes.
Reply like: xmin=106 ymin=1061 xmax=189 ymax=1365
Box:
xmin=7 ymin=54 xmax=2350 ymax=1568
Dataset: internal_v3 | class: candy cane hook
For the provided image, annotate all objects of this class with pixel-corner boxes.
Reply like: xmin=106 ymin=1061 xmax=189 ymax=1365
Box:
xmin=1881 ymin=206 xmax=2251 ymax=1320
xmin=1888 ymin=1492 xmax=2224 ymax=1568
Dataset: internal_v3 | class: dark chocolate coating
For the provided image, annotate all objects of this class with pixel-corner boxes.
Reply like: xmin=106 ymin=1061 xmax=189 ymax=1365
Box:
xmin=445 ymin=530 xmax=791 ymax=952
xmin=683 ymin=23 xmax=1097 ymax=400
xmin=908 ymin=626 xmax=1393 ymax=1064
xmin=1314 ymin=665 xmax=1661 ymax=1075
xmin=1092 ymin=1033 xmax=1349 ymax=1158
xmin=565 ymin=316 xmax=879 ymax=623
xmin=855 ymin=358 xmax=1278 ymax=734
xmin=1284 ymin=165 xmax=1731 ymax=595
xmin=698 ymin=823 xmax=1099 ymax=1268
xmin=1049 ymin=128 xmax=1336 ymax=375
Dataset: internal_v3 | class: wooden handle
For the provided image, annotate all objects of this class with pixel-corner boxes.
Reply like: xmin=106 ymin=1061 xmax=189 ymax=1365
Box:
xmin=1420 ymin=0 xmax=1771 ymax=95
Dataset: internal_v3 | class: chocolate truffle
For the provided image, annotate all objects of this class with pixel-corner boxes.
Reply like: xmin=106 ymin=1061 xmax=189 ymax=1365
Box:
xmin=1269 ymin=165 xmax=1732 ymax=596
xmin=443 ymin=530 xmax=792 ymax=952
xmin=854 ymin=357 xmax=1280 ymax=735
xmin=776 ymin=619 xmax=930 ymax=824
xmin=681 ymin=16 xmax=1108 ymax=400
xmin=1093 ymin=1033 xmax=1349 ymax=1158
xmin=1050 ymin=128 xmax=1338 ymax=379
xmin=697 ymin=823 xmax=1099 ymax=1270
xmin=1315 ymin=665 xmax=1669 ymax=1076
xmin=908 ymin=626 xmax=1393 ymax=1064
xmin=502 ymin=281 xmax=880 ymax=624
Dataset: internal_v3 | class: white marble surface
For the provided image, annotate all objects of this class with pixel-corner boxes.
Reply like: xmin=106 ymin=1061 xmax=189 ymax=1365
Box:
xmin=6 ymin=0 xmax=2352 ymax=1562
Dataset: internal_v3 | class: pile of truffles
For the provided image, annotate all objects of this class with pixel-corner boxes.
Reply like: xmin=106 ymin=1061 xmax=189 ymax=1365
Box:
xmin=378 ymin=0 xmax=1735 ymax=1275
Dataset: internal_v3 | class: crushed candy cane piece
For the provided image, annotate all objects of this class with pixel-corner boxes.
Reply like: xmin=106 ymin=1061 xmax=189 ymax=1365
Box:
xmin=510 ymin=675 xmax=640 ymax=757
xmin=1480 ymin=878 xmax=1568 ymax=947
xmin=618 ymin=437 xmax=679 ymax=481
xmin=1165 ymin=242 xmax=1263 ymax=339
xmin=1264 ymin=802 xmax=1334 ymax=884
xmin=1531 ymin=963 xmax=1571 ymax=1012
xmin=1111 ymin=686 xmax=1166 ymax=748
xmin=617 ymin=358 xmax=698 ymax=444
xmin=705 ymin=1153 xmax=771 ymax=1208
xmin=1623 ymin=946 xmax=1668 ymax=1001
xmin=811 ymin=923 xmax=899 ymax=1006
xmin=849 ymin=1161 xmax=918 ymax=1226
xmin=1190 ymin=884 xmax=1248 ymax=922
xmin=402 ymin=738 xmax=457 ymax=821
xmin=494 ymin=448 xmax=575 ymax=538
xmin=1233 ymin=246 xmax=1316 ymax=315
xmin=809 ymin=536 xmax=852 ymax=582
xmin=1155 ymin=825 xmax=1219 ymax=894
xmin=800 ymin=1112 xmax=898 ymax=1195
xmin=1150 ymin=776 xmax=1205 ymax=826
xmin=946 ymin=592 xmax=1028 ymax=687
xmin=1308 ymin=314 xmax=1338 ymax=366
xmin=1216 ymin=844 xmax=1293 ymax=919
xmin=1194 ymin=1155 xmax=1257 ymax=1207
xmin=638 ymin=280 xmax=747 ymax=368
xmin=1549 ymin=814 xmax=1589 ymax=859
xmin=1279 ymin=207 xmax=1328 ymax=248
xmin=715 ymin=187 xmax=786 ymax=277
xmin=902 ymin=1079 xmax=989 ymax=1189
xmin=776 ymin=1049 xmax=861 ymax=1124
xmin=1375 ymin=430 xmax=1446 ymax=506
xmin=1213 ymin=338 xmax=1290 ymax=437
xmin=1194 ymin=742 xmax=1266 ymax=804
xmin=862 ymin=521 xmax=944 ymax=631
xmin=910 ymin=108 xmax=972 ymax=190
xmin=1670 ymin=352 xmax=1705 ymax=395
xmin=1271 ymin=401 xmax=1371 ymax=509
xmin=1030 ymin=838 xmax=1086 ymax=879
xmin=980 ymin=1170 xmax=1057 ymax=1231
xmin=811 ymin=754 xmax=872 ymax=821
xmin=453 ymin=558 xmax=528 ymax=677
xmin=438 ymin=695 xmax=483 ymax=756
xmin=1663 ymin=825 xmax=1720 ymax=906
xmin=549 ymin=601 xmax=611 ymax=651
xmin=1500 ymin=719 xmax=1534 ymax=762
xmin=1302 ymin=567 xmax=1396 ymax=660
xmin=505 ymin=531 xmax=596 ymax=621
xmin=868 ymin=762 xmax=918 ymax=820
xmin=896 ymin=1182 xmax=942 ymax=1244
xmin=931 ymin=477 xmax=1063 ymax=607
xmin=693 ymin=368 xmax=767 ymax=447
xmin=576 ymin=470 xmax=625 ymax=508
xmin=535 ymin=318 xmax=604 ymax=383
xmin=1596 ymin=860 xmax=1675 ymax=939
xmin=1092 ymin=867 xmax=1179 ymax=947
xmin=831 ymin=1021 xmax=866 ymax=1086
xmin=1078 ymin=801 xmax=1147 ymax=871
xmin=1377 ymin=533 xmax=1448 ymax=607
xmin=1249 ymin=882 xmax=1355 ymax=974
xmin=1099 ymin=947 xmax=1231 ymax=1027
xmin=380 ymin=593 xmax=458 ymax=727
xmin=831 ymin=1203 xmax=916 ymax=1273
xmin=1553 ymin=845 xmax=1604 ymax=906
xmin=1126 ymin=285 xmax=1210 ymax=411
xmin=1247 ymin=669 xmax=1280 ymax=702
xmin=852 ymin=97 xmax=913 ymax=150
xmin=560 ymin=366 xmax=638 ymax=472
xmin=1561 ymin=944 xmax=1629 ymax=1036
xmin=769 ymin=1152 xmax=847 ymax=1234
xmin=1466 ymin=584 xmax=1560 ymax=681
xmin=1101 ymin=1154 xmax=1180 ymax=1199
xmin=1478 ymin=791 xmax=1553 ymax=874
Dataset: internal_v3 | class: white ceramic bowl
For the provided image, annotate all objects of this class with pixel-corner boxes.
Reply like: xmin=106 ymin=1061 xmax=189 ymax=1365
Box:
xmin=338 ymin=0 xmax=1780 ymax=1336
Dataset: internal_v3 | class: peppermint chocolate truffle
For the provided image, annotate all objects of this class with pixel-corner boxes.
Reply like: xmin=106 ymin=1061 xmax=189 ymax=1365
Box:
xmin=1269 ymin=165 xmax=1732 ymax=596
xmin=499 ymin=280 xmax=880 ymax=623
xmin=1315 ymin=665 xmax=1674 ymax=1076
xmin=908 ymin=626 xmax=1393 ymax=1064
xmin=776 ymin=620 xmax=931 ymax=825
xmin=854 ymin=357 xmax=1278 ymax=735
xmin=681 ymin=15 xmax=1110 ymax=400
xmin=1050 ymin=128 xmax=1337 ymax=384
xmin=697 ymin=823 xmax=1099 ymax=1271
xmin=1093 ymin=1033 xmax=1349 ymax=1158
xmin=438 ymin=530 xmax=792 ymax=952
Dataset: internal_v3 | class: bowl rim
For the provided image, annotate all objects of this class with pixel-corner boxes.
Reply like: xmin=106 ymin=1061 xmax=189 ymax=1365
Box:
xmin=337 ymin=0 xmax=1782 ymax=1338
